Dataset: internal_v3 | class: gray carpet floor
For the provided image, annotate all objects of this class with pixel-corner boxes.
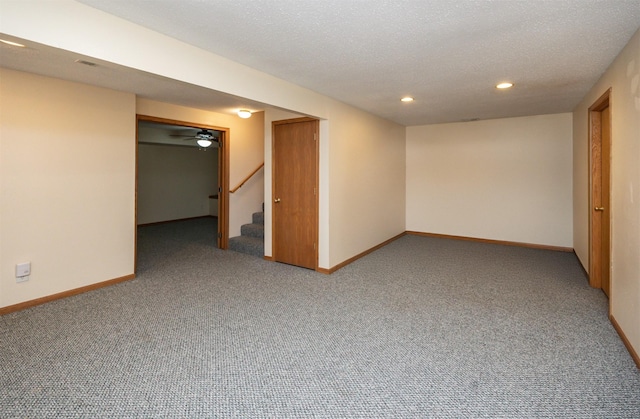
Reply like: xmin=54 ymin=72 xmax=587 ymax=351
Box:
xmin=1 ymin=218 xmax=639 ymax=418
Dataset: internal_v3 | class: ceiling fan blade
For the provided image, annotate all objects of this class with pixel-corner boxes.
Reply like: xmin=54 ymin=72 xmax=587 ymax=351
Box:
xmin=169 ymin=133 xmax=196 ymax=138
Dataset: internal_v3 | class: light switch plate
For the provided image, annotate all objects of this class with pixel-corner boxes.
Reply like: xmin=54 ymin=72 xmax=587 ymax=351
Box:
xmin=16 ymin=262 xmax=31 ymax=277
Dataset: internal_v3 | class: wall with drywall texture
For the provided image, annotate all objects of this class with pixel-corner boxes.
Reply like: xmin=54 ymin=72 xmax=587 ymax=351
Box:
xmin=573 ymin=29 xmax=640 ymax=361
xmin=137 ymin=144 xmax=217 ymax=224
xmin=407 ymin=113 xmax=573 ymax=247
xmin=326 ymin=103 xmax=407 ymax=268
xmin=0 ymin=69 xmax=136 ymax=309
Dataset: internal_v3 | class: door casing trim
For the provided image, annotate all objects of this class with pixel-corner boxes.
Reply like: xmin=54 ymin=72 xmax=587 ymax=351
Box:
xmin=135 ymin=114 xmax=230 ymax=273
xmin=588 ymin=89 xmax=611 ymax=291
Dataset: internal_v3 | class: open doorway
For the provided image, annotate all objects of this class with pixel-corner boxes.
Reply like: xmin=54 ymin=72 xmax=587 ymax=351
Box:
xmin=135 ymin=115 xmax=229 ymax=272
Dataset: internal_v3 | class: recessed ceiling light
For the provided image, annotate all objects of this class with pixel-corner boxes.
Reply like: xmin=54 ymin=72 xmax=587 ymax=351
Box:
xmin=496 ymin=82 xmax=514 ymax=89
xmin=401 ymin=97 xmax=414 ymax=102
xmin=0 ymin=39 xmax=25 ymax=47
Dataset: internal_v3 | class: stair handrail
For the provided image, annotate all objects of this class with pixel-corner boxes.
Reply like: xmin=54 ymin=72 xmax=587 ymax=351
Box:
xmin=230 ymin=162 xmax=264 ymax=193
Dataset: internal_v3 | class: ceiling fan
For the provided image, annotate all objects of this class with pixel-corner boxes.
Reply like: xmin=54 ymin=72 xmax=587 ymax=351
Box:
xmin=170 ymin=128 xmax=218 ymax=148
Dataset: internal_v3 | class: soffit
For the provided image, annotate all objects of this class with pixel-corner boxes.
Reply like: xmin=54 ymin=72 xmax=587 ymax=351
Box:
xmin=0 ymin=35 xmax=269 ymax=117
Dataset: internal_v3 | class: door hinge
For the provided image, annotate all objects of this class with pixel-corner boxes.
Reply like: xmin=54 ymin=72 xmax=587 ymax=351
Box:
xmin=314 ymin=132 xmax=317 ymax=141
xmin=218 ymin=233 xmax=222 ymax=238
xmin=218 ymin=187 xmax=221 ymax=193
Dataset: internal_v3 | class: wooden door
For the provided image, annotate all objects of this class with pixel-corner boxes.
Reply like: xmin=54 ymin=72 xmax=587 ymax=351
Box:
xmin=589 ymin=91 xmax=611 ymax=297
xmin=272 ymin=118 xmax=318 ymax=269
xmin=217 ymin=132 xmax=229 ymax=250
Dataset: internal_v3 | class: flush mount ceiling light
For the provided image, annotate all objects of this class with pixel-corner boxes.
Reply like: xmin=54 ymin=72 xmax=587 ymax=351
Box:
xmin=0 ymin=39 xmax=25 ymax=47
xmin=237 ymin=109 xmax=252 ymax=118
xmin=401 ymin=97 xmax=414 ymax=102
xmin=496 ymin=82 xmax=514 ymax=89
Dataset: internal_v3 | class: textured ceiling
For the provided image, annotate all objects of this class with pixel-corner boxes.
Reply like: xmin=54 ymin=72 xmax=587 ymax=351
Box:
xmin=7 ymin=1 xmax=640 ymax=126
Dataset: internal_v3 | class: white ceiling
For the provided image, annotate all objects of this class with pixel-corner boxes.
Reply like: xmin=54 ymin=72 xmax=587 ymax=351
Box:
xmin=4 ymin=0 xmax=640 ymax=126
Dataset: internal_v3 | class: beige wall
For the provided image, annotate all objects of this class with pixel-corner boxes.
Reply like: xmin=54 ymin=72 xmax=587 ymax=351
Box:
xmin=0 ymin=69 xmax=136 ymax=308
xmin=573 ymin=29 xmax=640 ymax=357
xmin=407 ymin=114 xmax=573 ymax=247
xmin=326 ymin=103 xmax=406 ymax=268
xmin=137 ymin=144 xmax=217 ymax=224
xmin=136 ymin=99 xmax=265 ymax=236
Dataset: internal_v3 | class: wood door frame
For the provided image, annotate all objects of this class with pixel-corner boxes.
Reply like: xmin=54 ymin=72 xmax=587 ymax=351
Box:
xmin=135 ymin=114 xmax=230 ymax=272
xmin=588 ymin=89 xmax=611 ymax=291
xmin=271 ymin=117 xmax=319 ymax=270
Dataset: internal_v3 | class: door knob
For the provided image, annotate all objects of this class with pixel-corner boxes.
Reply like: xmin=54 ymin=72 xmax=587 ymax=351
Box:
xmin=594 ymin=207 xmax=604 ymax=211
xmin=274 ymin=198 xmax=281 ymax=203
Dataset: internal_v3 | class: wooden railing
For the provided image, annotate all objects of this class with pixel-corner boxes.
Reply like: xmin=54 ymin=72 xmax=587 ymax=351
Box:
xmin=230 ymin=162 xmax=264 ymax=193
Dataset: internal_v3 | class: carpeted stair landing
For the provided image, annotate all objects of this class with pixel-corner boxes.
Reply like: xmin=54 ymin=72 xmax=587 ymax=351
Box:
xmin=229 ymin=205 xmax=264 ymax=258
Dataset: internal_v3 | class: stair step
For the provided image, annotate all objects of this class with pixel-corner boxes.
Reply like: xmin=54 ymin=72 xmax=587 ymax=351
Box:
xmin=229 ymin=235 xmax=263 ymax=258
xmin=229 ymin=204 xmax=265 ymax=258
xmin=252 ymin=211 xmax=264 ymax=225
xmin=240 ymin=223 xmax=264 ymax=239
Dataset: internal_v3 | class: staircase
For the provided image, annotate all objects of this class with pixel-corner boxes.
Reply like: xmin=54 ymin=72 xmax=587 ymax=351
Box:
xmin=228 ymin=204 xmax=264 ymax=258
